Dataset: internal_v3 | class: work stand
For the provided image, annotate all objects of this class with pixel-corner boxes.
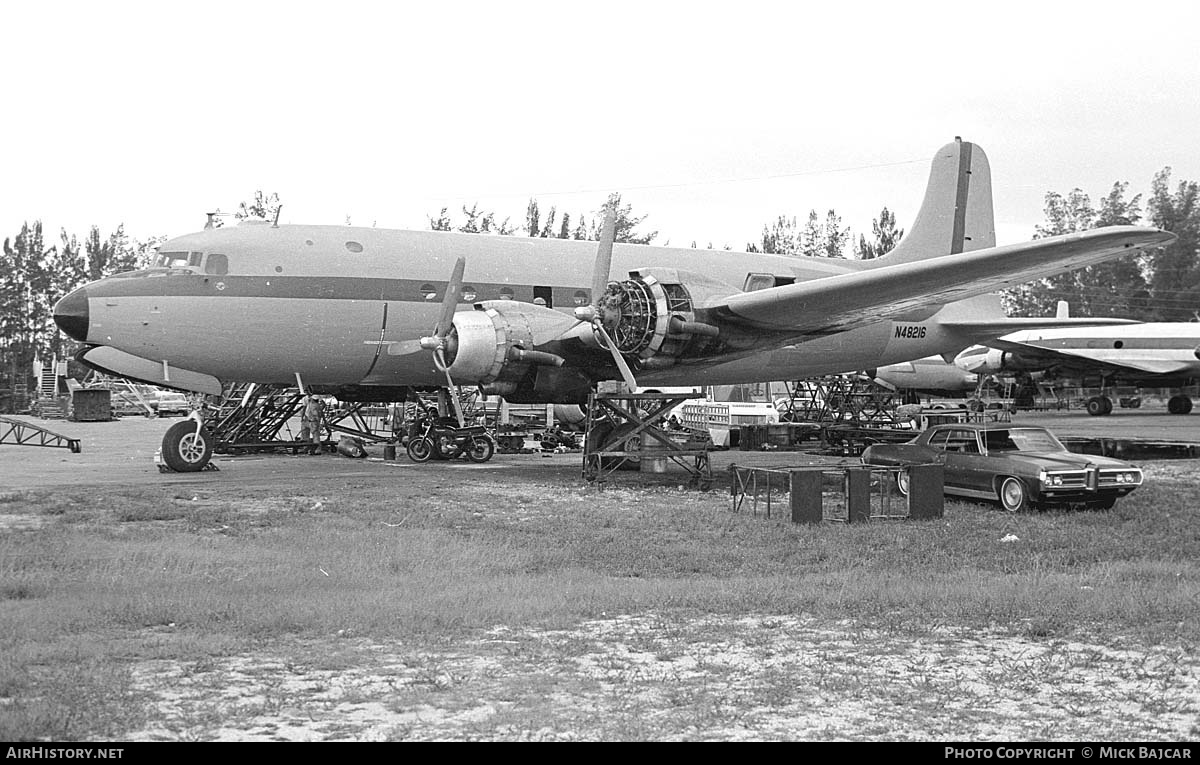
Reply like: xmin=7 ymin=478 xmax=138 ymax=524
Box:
xmin=581 ymin=391 xmax=713 ymax=489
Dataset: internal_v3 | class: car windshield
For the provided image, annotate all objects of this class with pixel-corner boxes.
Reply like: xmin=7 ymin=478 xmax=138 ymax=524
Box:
xmin=982 ymin=428 xmax=1064 ymax=453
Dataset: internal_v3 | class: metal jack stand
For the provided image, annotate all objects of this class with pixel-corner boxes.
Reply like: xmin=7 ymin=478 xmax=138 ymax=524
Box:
xmin=582 ymin=391 xmax=713 ymax=489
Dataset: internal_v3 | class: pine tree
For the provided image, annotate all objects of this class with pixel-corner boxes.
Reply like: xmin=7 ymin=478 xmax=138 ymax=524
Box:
xmin=821 ymin=210 xmax=849 ymax=258
xmin=1004 ymin=184 xmax=1152 ymax=319
xmin=799 ymin=210 xmax=823 ymax=257
xmin=524 ymin=198 xmax=540 ymax=237
xmin=0 ymin=222 xmax=50 ymax=387
xmin=855 ymin=207 xmax=904 ymax=260
xmin=1146 ymin=168 xmax=1200 ymax=321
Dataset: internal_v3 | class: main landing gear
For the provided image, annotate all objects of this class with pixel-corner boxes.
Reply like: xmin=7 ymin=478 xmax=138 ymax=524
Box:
xmin=1085 ymin=393 xmax=1193 ymax=416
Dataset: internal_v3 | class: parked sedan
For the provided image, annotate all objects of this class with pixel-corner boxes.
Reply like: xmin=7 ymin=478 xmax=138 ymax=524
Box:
xmin=153 ymin=390 xmax=192 ymax=417
xmin=861 ymin=422 xmax=1142 ymax=512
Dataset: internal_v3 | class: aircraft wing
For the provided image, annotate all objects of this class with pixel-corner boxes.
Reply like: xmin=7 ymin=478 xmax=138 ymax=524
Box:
xmin=714 ymin=226 xmax=1173 ymax=334
xmin=936 ymin=315 xmax=1139 ymax=343
xmin=984 ymin=336 xmax=1199 ymax=376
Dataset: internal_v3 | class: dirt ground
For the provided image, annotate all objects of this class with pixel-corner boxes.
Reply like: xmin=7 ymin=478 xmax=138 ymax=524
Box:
xmin=119 ymin=614 xmax=1199 ymax=742
xmin=4 ymin=408 xmax=1200 ymax=741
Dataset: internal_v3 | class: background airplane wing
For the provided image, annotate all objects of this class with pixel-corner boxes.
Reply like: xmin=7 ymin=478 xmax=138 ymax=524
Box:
xmin=936 ymin=315 xmax=1139 ymax=343
xmin=984 ymin=337 xmax=1199 ymax=376
xmin=712 ymin=226 xmax=1173 ymax=334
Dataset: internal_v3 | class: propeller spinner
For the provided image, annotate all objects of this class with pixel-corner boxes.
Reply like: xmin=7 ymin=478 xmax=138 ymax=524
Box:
xmin=389 ymin=256 xmax=468 ymax=427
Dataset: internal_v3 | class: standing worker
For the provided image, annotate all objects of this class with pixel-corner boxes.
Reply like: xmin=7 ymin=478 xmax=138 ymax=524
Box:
xmin=299 ymin=394 xmax=326 ymax=455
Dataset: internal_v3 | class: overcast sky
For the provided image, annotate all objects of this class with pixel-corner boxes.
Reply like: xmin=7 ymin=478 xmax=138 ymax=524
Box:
xmin=3 ymin=0 xmax=1199 ymax=252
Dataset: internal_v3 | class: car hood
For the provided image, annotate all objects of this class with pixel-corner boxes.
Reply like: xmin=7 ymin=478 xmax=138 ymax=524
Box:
xmin=1001 ymin=451 xmax=1136 ymax=470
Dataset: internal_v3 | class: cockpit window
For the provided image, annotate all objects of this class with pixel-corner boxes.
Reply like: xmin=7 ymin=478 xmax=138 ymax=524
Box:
xmin=187 ymin=251 xmax=203 ymax=267
xmin=156 ymin=251 xmax=190 ymax=268
xmin=205 ymin=253 xmax=229 ymax=275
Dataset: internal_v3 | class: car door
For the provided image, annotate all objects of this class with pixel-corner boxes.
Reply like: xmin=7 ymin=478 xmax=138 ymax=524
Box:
xmin=925 ymin=428 xmax=966 ymax=491
xmin=950 ymin=429 xmax=994 ymax=495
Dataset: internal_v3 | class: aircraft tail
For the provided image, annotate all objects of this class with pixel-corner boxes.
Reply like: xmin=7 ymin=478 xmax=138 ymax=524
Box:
xmin=876 ymin=137 xmax=996 ymax=265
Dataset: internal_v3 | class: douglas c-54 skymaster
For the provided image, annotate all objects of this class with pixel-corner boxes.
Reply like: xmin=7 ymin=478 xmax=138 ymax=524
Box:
xmin=53 ymin=138 xmax=1174 ymax=470
xmin=955 ymin=322 xmax=1200 ymax=416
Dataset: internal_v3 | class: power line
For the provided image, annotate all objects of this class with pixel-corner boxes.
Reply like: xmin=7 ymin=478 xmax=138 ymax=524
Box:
xmin=429 ymin=158 xmax=931 ymax=205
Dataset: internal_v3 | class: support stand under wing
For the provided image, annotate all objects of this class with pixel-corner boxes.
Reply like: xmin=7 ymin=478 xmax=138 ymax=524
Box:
xmin=581 ymin=391 xmax=713 ymax=490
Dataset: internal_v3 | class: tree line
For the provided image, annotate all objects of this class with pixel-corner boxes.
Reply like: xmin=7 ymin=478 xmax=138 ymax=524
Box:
xmin=3 ymin=166 xmax=1196 ymax=401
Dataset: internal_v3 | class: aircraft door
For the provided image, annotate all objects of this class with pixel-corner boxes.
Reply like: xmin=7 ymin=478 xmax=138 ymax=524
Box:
xmin=533 ymin=286 xmax=553 ymax=308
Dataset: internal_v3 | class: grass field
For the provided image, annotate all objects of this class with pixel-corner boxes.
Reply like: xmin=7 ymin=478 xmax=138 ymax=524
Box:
xmin=1 ymin=460 xmax=1198 ymax=741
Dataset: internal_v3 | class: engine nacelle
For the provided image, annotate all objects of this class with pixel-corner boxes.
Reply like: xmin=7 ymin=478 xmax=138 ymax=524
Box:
xmin=596 ymin=268 xmax=727 ymax=364
xmin=441 ymin=308 xmax=512 ymax=384
xmin=441 ymin=304 xmax=573 ymax=385
xmin=955 ymin=346 xmax=1024 ymax=374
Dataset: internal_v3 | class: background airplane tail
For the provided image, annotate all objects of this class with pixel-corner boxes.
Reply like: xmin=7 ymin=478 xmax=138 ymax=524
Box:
xmin=877 ymin=137 xmax=996 ymax=264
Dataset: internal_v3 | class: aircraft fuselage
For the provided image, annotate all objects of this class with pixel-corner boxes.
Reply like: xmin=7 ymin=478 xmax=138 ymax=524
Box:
xmin=56 ymin=223 xmax=981 ymax=397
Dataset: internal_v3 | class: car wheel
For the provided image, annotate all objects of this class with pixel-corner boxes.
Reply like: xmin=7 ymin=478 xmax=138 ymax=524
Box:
xmin=1086 ymin=396 xmax=1110 ymax=416
xmin=161 ymin=420 xmax=213 ymax=472
xmin=997 ymin=476 xmax=1029 ymax=513
xmin=895 ymin=469 xmax=910 ymax=497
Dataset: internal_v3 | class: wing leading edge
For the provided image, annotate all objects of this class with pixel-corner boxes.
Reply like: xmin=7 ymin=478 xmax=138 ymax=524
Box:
xmin=712 ymin=226 xmax=1174 ymax=335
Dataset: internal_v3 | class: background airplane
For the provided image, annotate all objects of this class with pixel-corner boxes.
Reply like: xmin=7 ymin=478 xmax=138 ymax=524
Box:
xmin=955 ymin=323 xmax=1200 ymax=415
xmin=873 ymin=355 xmax=980 ymax=400
xmin=52 ymin=138 xmax=1175 ymax=469
xmin=873 ymin=302 xmax=1129 ymax=402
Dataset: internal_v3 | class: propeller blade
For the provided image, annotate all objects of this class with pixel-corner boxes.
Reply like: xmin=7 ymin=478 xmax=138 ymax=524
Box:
xmin=434 ymin=348 xmax=465 ymax=427
xmin=591 ymin=206 xmax=616 ymax=307
xmin=436 ymin=257 xmax=466 ymax=339
xmin=594 ymin=322 xmax=638 ymax=391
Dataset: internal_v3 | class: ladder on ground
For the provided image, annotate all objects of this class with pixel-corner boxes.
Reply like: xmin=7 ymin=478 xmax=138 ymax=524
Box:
xmin=39 ymin=360 xmax=57 ymax=398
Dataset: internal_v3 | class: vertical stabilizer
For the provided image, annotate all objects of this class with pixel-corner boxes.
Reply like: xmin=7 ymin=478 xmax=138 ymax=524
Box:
xmin=878 ymin=137 xmax=995 ymax=264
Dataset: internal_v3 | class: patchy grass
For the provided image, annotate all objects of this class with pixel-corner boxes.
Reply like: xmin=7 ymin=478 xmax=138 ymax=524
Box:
xmin=0 ymin=465 xmax=1197 ymax=740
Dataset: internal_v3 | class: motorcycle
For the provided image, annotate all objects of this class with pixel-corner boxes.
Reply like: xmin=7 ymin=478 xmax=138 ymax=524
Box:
xmin=405 ymin=413 xmax=495 ymax=463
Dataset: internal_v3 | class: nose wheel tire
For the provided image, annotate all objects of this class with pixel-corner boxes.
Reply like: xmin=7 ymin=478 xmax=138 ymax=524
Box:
xmin=162 ymin=421 xmax=213 ymax=473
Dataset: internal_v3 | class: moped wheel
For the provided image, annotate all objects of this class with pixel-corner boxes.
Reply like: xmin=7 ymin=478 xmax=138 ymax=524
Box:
xmin=406 ymin=437 xmax=435 ymax=463
xmin=466 ymin=435 xmax=495 ymax=463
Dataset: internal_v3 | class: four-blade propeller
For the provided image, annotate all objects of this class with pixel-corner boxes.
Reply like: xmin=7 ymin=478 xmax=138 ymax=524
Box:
xmin=572 ymin=207 xmax=639 ymax=390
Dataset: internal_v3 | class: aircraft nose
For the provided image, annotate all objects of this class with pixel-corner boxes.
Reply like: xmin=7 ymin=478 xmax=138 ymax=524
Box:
xmin=54 ymin=287 xmax=90 ymax=342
